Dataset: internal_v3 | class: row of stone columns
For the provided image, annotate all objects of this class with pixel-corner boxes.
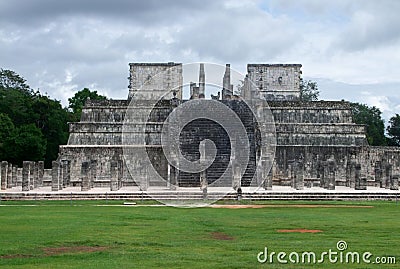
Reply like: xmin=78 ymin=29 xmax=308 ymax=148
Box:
xmin=0 ymin=161 xmax=45 ymax=191
xmin=51 ymin=160 xmax=124 ymax=192
xmin=375 ymin=163 xmax=399 ymax=190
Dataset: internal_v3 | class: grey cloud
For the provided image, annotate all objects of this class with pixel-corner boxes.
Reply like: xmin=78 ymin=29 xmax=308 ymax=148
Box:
xmin=0 ymin=0 xmax=220 ymax=27
xmin=174 ymin=4 xmax=300 ymax=64
xmin=334 ymin=0 xmax=400 ymax=51
xmin=269 ymin=0 xmax=400 ymax=52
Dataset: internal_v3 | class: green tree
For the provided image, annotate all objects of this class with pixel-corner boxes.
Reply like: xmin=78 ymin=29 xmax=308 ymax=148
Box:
xmin=31 ymin=94 xmax=70 ymax=167
xmin=300 ymin=78 xmax=319 ymax=101
xmin=0 ymin=87 xmax=35 ymax=127
xmin=387 ymin=114 xmax=400 ymax=146
xmin=0 ymin=113 xmax=14 ymax=140
xmin=0 ymin=113 xmax=15 ymax=160
xmin=3 ymin=124 xmax=47 ymax=165
xmin=0 ymin=69 xmax=71 ymax=167
xmin=68 ymin=88 xmax=107 ymax=121
xmin=351 ymin=103 xmax=387 ymax=146
xmin=0 ymin=69 xmax=32 ymax=94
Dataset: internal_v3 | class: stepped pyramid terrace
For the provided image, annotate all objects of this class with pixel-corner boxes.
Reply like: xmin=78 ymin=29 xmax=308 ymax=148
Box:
xmin=0 ymin=62 xmax=399 ymax=201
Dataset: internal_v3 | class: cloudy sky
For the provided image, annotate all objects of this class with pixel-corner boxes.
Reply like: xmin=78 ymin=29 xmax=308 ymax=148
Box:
xmin=1 ymin=0 xmax=400 ymax=121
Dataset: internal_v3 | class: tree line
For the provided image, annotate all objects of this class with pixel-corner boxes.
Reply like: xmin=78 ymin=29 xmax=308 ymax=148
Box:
xmin=0 ymin=70 xmax=399 ymax=168
xmin=0 ymin=69 xmax=105 ymax=168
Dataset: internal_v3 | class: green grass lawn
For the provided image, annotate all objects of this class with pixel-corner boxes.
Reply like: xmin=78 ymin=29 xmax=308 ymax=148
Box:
xmin=0 ymin=200 xmax=399 ymax=268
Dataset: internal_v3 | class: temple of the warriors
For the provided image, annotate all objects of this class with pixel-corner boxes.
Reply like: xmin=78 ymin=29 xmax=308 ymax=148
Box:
xmin=1 ymin=62 xmax=399 ymax=194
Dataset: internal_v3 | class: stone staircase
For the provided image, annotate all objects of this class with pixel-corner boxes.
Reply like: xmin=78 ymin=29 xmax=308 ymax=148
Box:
xmin=177 ymin=100 xmax=257 ymax=187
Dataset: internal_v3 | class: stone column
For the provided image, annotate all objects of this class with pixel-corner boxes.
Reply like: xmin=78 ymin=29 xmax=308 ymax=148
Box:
xmin=51 ymin=161 xmax=60 ymax=191
xmin=354 ymin=164 xmax=367 ymax=190
xmin=349 ymin=163 xmax=356 ymax=188
xmin=61 ymin=160 xmax=70 ymax=188
xmin=81 ymin=161 xmax=90 ymax=191
xmin=29 ymin=162 xmax=34 ymax=190
xmin=38 ymin=161 xmax=44 ymax=187
xmin=58 ymin=163 xmax=63 ymax=191
xmin=12 ymin=166 xmax=17 ymax=187
xmin=110 ymin=161 xmax=119 ymax=191
xmin=264 ymin=166 xmax=273 ymax=190
xmin=200 ymin=169 xmax=207 ymax=188
xmin=319 ymin=161 xmax=326 ymax=189
xmin=232 ymin=164 xmax=241 ymax=191
xmin=32 ymin=162 xmax=38 ymax=189
xmin=200 ymin=170 xmax=207 ymax=199
xmin=346 ymin=156 xmax=356 ymax=188
xmin=22 ymin=161 xmax=30 ymax=191
xmin=139 ymin=164 xmax=148 ymax=191
xmin=169 ymin=164 xmax=177 ymax=190
xmin=327 ymin=156 xmax=336 ymax=190
xmin=354 ymin=164 xmax=360 ymax=190
xmin=374 ymin=165 xmax=382 ymax=188
xmin=390 ymin=175 xmax=399 ymax=190
xmin=90 ymin=160 xmax=97 ymax=189
xmin=7 ymin=163 xmax=13 ymax=189
xmin=374 ymin=161 xmax=382 ymax=187
xmin=294 ymin=160 xmax=304 ymax=190
xmin=118 ymin=160 xmax=123 ymax=189
xmin=17 ymin=168 xmax=22 ymax=187
xmin=1 ymin=161 xmax=8 ymax=190
xmin=384 ymin=164 xmax=392 ymax=190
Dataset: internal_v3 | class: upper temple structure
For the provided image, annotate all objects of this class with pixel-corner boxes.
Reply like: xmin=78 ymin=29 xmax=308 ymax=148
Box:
xmin=2 ymin=62 xmax=398 ymax=195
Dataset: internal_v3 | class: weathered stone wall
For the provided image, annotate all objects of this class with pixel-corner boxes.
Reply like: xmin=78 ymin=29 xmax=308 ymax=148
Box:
xmin=128 ymin=62 xmax=183 ymax=100
xmin=247 ymin=64 xmax=302 ymax=100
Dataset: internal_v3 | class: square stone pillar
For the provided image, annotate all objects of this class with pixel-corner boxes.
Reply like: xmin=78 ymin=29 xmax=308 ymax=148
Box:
xmin=390 ymin=175 xmax=399 ymax=190
xmin=374 ymin=162 xmax=382 ymax=187
xmin=326 ymin=156 xmax=336 ymax=190
xmin=169 ymin=164 xmax=177 ymax=191
xmin=51 ymin=161 xmax=60 ymax=191
xmin=61 ymin=160 xmax=70 ymax=188
xmin=38 ymin=161 xmax=44 ymax=187
xmin=346 ymin=156 xmax=356 ymax=188
xmin=1 ymin=161 xmax=8 ymax=190
xmin=385 ymin=164 xmax=392 ymax=190
xmin=17 ymin=168 xmax=22 ymax=187
xmin=200 ymin=170 xmax=207 ymax=190
xmin=22 ymin=161 xmax=30 ymax=191
xmin=58 ymin=165 xmax=63 ymax=191
xmin=7 ymin=163 xmax=13 ymax=189
xmin=139 ymin=165 xmax=148 ymax=191
xmin=355 ymin=164 xmax=366 ymax=190
xmin=264 ymin=169 xmax=273 ymax=190
xmin=29 ymin=162 xmax=35 ymax=190
xmin=232 ymin=164 xmax=241 ymax=191
xmin=319 ymin=161 xmax=327 ymax=189
xmin=32 ymin=162 xmax=38 ymax=189
xmin=118 ymin=160 xmax=123 ymax=189
xmin=81 ymin=161 xmax=90 ymax=191
xmin=294 ymin=167 xmax=304 ymax=190
xmin=199 ymin=168 xmax=207 ymax=199
xmin=263 ymin=160 xmax=273 ymax=190
xmin=90 ymin=160 xmax=97 ymax=189
xmin=349 ymin=164 xmax=356 ymax=189
xmin=12 ymin=166 xmax=17 ymax=187
xmin=110 ymin=161 xmax=119 ymax=191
